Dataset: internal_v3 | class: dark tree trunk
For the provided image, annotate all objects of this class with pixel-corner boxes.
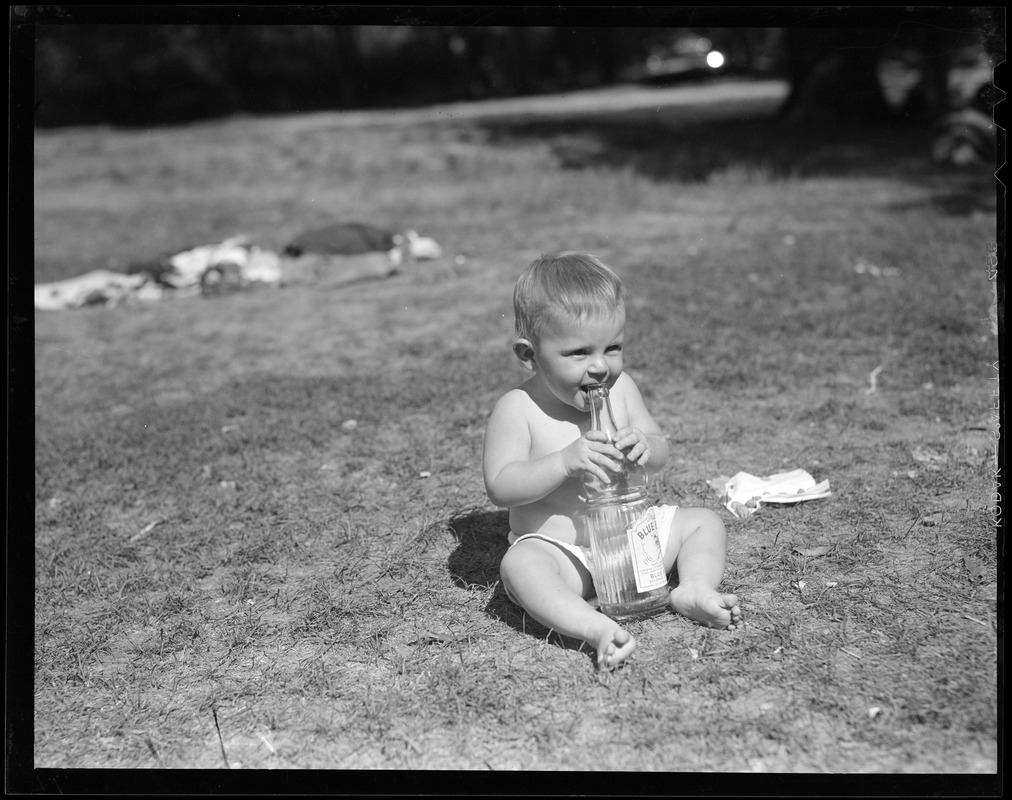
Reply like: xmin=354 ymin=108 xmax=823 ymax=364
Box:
xmin=332 ymin=26 xmax=362 ymax=108
xmin=777 ymin=28 xmax=896 ymax=124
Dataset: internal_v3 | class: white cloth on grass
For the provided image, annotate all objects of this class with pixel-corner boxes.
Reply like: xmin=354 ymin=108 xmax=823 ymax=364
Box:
xmin=708 ymin=469 xmax=831 ymax=519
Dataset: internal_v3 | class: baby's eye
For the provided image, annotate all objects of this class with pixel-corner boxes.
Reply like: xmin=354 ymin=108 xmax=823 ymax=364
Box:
xmin=565 ymin=349 xmax=588 ymax=358
xmin=607 ymin=344 xmax=623 ymax=353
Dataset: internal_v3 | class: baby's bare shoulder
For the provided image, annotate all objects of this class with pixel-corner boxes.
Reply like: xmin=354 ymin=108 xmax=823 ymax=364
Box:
xmin=611 ymin=371 xmax=643 ymax=400
xmin=488 ymin=386 xmax=539 ymax=428
xmin=492 ymin=386 xmax=535 ymax=413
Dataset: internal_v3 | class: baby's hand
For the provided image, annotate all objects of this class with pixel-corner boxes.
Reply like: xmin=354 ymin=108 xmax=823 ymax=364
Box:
xmin=612 ymin=427 xmax=651 ymax=467
xmin=561 ymin=431 xmax=625 ymax=484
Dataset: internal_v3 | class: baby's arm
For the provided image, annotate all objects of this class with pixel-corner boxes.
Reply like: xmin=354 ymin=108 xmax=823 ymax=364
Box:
xmin=482 ymin=391 xmax=624 ymax=508
xmin=612 ymin=372 xmax=670 ymax=473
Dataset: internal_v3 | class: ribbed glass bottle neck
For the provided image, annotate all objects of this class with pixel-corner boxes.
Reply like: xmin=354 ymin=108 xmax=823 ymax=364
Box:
xmin=586 ymin=383 xmax=618 ymax=440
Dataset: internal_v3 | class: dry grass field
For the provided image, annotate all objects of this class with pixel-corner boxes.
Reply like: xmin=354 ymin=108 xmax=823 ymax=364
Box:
xmin=20 ymin=78 xmax=1000 ymax=789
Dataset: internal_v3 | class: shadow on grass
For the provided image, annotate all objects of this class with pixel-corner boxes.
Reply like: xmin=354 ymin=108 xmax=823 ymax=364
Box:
xmin=446 ymin=507 xmax=593 ymax=662
xmin=478 ymin=107 xmax=995 ymax=212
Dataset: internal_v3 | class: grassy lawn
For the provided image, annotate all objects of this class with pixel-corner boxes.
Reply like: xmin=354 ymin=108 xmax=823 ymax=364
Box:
xmin=25 ymin=79 xmax=999 ymax=780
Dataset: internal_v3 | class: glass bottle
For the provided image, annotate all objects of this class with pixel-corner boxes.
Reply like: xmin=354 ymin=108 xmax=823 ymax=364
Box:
xmin=581 ymin=383 xmax=669 ymax=621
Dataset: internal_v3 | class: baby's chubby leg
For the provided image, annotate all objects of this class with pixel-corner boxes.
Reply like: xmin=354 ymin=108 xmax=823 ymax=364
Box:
xmin=664 ymin=508 xmax=742 ymax=630
xmin=500 ymin=538 xmax=636 ymax=668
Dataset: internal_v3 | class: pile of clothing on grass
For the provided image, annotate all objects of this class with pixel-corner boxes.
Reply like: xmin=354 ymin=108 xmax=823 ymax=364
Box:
xmin=34 ymin=222 xmax=443 ymax=311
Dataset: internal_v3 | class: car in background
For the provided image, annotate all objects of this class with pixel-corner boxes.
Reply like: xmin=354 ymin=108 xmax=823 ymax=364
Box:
xmin=625 ymin=35 xmax=728 ymax=84
xmin=623 ymin=30 xmax=782 ymax=86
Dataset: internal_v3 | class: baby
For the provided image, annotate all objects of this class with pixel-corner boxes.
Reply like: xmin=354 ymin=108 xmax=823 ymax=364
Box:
xmin=482 ymin=252 xmax=741 ymax=668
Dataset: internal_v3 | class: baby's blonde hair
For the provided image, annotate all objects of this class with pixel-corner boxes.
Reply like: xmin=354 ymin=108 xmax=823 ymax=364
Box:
xmin=513 ymin=252 xmax=626 ymax=345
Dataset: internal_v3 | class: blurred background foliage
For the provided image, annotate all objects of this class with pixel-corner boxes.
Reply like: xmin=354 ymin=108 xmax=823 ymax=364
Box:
xmin=29 ymin=11 xmax=1002 ymax=129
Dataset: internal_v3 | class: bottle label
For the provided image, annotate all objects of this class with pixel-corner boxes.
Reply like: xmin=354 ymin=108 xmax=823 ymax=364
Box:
xmin=626 ymin=507 xmax=667 ymax=592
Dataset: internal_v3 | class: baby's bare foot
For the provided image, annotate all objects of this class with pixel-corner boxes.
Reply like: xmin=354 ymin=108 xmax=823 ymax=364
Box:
xmin=670 ymin=583 xmax=742 ymax=630
xmin=591 ymin=624 xmax=637 ymax=669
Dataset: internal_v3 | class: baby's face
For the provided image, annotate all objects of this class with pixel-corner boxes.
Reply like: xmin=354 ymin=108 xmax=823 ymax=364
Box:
xmin=532 ymin=307 xmax=626 ymax=412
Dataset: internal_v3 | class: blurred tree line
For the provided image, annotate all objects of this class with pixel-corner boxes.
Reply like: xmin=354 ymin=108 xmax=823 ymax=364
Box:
xmin=32 ymin=25 xmax=740 ymax=126
xmin=32 ymin=16 xmax=1000 ymax=128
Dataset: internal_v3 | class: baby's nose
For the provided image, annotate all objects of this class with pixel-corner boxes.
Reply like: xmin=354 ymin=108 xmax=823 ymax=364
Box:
xmin=587 ymin=357 xmax=608 ymax=379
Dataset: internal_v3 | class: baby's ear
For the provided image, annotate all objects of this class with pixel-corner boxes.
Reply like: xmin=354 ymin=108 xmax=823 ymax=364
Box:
xmin=512 ymin=338 xmax=537 ymax=371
